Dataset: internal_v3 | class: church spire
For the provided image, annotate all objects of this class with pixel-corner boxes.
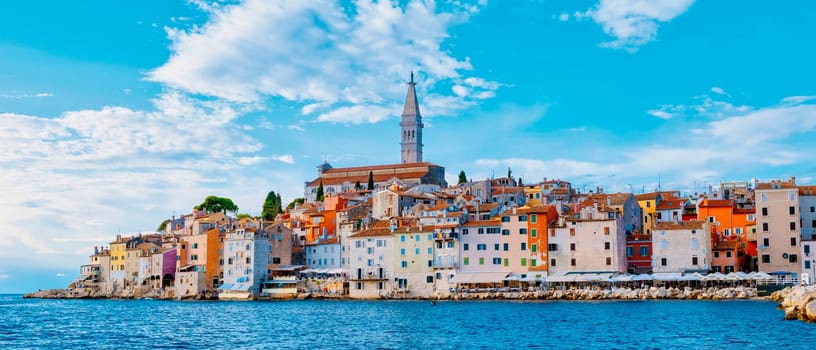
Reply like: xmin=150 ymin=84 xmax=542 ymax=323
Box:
xmin=402 ymin=71 xmax=421 ymax=119
xmin=400 ymin=71 xmax=423 ymax=164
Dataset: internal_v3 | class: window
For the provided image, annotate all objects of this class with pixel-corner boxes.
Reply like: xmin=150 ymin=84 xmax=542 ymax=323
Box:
xmin=415 ymin=235 xmax=420 ymax=242
xmin=479 ymin=257 xmax=485 ymax=265
xmin=462 ymin=229 xmax=469 ymax=235
xmin=606 ymin=257 xmax=612 ymax=266
xmin=660 ymin=258 xmax=667 ymax=266
xmin=763 ymin=238 xmax=770 ymax=247
xmin=692 ymin=256 xmax=698 ymax=265
xmin=531 ymin=244 xmax=537 ymax=253
xmin=762 ymin=223 xmax=769 ymax=232
xmin=735 ymin=228 xmax=742 ymax=235
xmin=367 ymin=259 xmax=374 ymax=266
xmin=604 ymin=227 xmax=610 ymax=235
xmin=806 ymin=261 xmax=812 ymax=269
xmin=477 ymin=244 xmax=487 ymax=251
xmin=570 ymin=243 xmax=576 ymax=251
xmin=400 ymin=248 xmax=406 ymax=255
xmin=604 ymin=242 xmax=610 ymax=250
xmin=531 ymin=229 xmax=537 ymax=238
xmin=519 ymin=215 xmax=528 ymax=222
xmin=501 ymin=216 xmax=510 ymax=222
xmin=791 ymin=237 xmax=797 ymax=247
xmin=571 ymin=258 xmax=576 ymax=266
xmin=426 ymin=276 xmax=434 ymax=283
xmin=761 ymin=193 xmax=767 ymax=201
xmin=400 ymin=236 xmax=406 ymax=242
xmin=550 ymin=258 xmax=555 ymax=267
xmin=520 ymin=228 xmax=527 ymax=235
xmin=531 ymin=259 xmax=537 ymax=267
xmin=521 ymin=258 xmax=527 ymax=266
xmin=463 ymin=257 xmax=469 ymax=265
xmin=691 ymin=239 xmax=699 ymax=250
xmin=805 ymin=245 xmax=811 ymax=255
xmin=789 ymin=192 xmax=795 ymax=201
xmin=726 ymin=251 xmax=732 ymax=258
xmin=549 ymin=243 xmax=558 ymax=251
xmin=401 ymin=261 xmax=408 ymax=268
xmin=639 ymin=246 xmax=649 ymax=256
xmin=520 ymin=243 xmax=527 ymax=251
xmin=761 ymin=207 xmax=768 ymax=216
xmin=492 ymin=257 xmax=501 ymax=265
xmin=569 ymin=228 xmax=575 ymax=236
xmin=272 ymin=257 xmax=280 ymax=264
xmin=463 ymin=244 xmax=469 ymax=251
xmin=790 ymin=222 xmax=797 ymax=231
xmin=501 ymin=229 xmax=510 ymax=236
xmin=626 ymin=247 xmax=634 ymax=257
xmin=415 ymin=248 xmax=420 ymax=255
xmin=494 ymin=243 xmax=500 ymax=251
xmin=550 ymin=229 xmax=556 ymax=236
xmin=790 ymin=206 xmax=796 ymax=215
xmin=789 ymin=254 xmax=798 ymax=263
xmin=478 ymin=228 xmax=484 ymax=234
xmin=503 ymin=258 xmax=509 ymax=266
xmin=530 ymin=214 xmax=537 ymax=223
xmin=811 ymin=206 xmax=815 ymax=213
xmin=192 ymin=243 xmax=198 ymax=249
xmin=714 ymin=251 xmax=720 ymax=258
xmin=486 ymin=228 xmax=500 ymax=234
xmin=428 ymin=247 xmax=433 ymax=254
xmin=761 ymin=255 xmax=770 ymax=264
xmin=503 ymin=243 xmax=509 ymax=251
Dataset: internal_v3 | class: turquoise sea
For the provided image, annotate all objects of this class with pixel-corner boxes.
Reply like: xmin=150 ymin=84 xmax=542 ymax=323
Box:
xmin=0 ymin=294 xmax=812 ymax=349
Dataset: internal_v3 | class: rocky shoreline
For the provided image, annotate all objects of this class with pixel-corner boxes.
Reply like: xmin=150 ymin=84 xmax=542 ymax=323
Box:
xmin=770 ymin=286 xmax=816 ymax=322
xmin=25 ymin=286 xmax=761 ymax=301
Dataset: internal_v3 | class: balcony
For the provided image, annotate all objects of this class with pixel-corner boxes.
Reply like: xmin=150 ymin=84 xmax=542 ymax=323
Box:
xmin=434 ymin=231 xmax=458 ymax=240
xmin=349 ymin=270 xmax=388 ymax=281
xmin=433 ymin=257 xmax=457 ymax=269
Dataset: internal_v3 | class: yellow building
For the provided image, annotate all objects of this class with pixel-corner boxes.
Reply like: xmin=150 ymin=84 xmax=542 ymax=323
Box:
xmin=635 ymin=191 xmax=679 ymax=236
xmin=109 ymin=236 xmax=128 ymax=273
xmin=523 ymin=185 xmax=543 ymax=206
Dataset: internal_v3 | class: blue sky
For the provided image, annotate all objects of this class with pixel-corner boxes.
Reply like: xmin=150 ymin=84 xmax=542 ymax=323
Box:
xmin=2 ymin=0 xmax=815 ymax=293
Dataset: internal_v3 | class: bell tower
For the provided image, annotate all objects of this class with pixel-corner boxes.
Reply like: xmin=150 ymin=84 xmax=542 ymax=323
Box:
xmin=400 ymin=72 xmax=423 ymax=164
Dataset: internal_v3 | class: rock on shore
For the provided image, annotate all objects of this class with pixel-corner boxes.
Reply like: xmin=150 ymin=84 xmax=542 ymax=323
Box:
xmin=770 ymin=285 xmax=816 ymax=322
xmin=444 ymin=286 xmax=757 ymax=301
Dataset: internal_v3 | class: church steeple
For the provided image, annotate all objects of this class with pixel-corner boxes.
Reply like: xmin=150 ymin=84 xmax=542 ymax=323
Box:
xmin=400 ymin=71 xmax=423 ymax=164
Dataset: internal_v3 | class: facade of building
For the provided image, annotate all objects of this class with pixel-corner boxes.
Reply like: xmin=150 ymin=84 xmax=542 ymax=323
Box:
xmin=755 ymin=178 xmax=802 ymax=280
xmin=652 ymin=221 xmax=712 ymax=273
xmin=347 ymin=223 xmax=394 ymax=299
xmin=392 ymin=226 xmax=436 ymax=298
xmin=548 ymin=205 xmax=627 ymax=276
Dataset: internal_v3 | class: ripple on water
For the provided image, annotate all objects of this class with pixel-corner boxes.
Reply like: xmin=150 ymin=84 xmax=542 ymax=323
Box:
xmin=0 ymin=296 xmax=812 ymax=349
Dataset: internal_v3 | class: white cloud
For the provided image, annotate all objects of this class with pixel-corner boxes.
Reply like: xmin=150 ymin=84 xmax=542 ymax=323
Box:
xmin=315 ymin=105 xmax=392 ymax=124
xmin=149 ymin=0 xmax=496 ymax=123
xmin=0 ymin=273 xmax=9 ymax=279
xmin=55 ymin=273 xmax=65 ymax=277
xmin=647 ymin=109 xmax=674 ymax=119
xmin=576 ymin=0 xmax=696 ymax=51
xmin=710 ymin=86 xmax=726 ymax=95
xmin=558 ymin=13 xmax=570 ymax=21
xmin=271 ymin=154 xmax=295 ymax=164
xmin=1 ymin=92 xmax=54 ymax=99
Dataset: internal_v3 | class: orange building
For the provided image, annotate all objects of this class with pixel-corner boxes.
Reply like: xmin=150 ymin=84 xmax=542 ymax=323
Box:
xmin=697 ymin=198 xmax=756 ymax=271
xmin=525 ymin=205 xmax=560 ymax=272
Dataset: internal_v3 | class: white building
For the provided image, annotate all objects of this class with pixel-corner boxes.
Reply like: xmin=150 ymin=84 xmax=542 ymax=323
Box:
xmin=347 ymin=223 xmax=395 ymax=299
xmin=305 ymin=238 xmax=341 ymax=270
xmin=220 ymin=228 xmax=270 ymax=299
xmin=652 ymin=220 xmax=712 ymax=273
xmin=799 ymin=186 xmax=816 ymax=284
xmin=548 ymin=205 xmax=627 ymax=276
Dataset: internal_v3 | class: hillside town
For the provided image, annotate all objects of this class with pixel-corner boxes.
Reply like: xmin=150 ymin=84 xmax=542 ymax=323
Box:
xmin=54 ymin=75 xmax=816 ymax=300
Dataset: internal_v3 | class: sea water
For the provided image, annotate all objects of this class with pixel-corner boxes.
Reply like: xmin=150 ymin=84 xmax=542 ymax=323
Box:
xmin=0 ymin=295 xmax=812 ymax=349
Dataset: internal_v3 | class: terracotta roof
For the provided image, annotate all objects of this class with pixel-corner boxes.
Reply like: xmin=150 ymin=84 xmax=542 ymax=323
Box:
xmin=655 ymin=220 xmax=706 ymax=231
xmin=582 ymin=193 xmax=632 ymax=206
xmin=322 ymin=162 xmax=438 ymax=174
xmin=799 ymin=186 xmax=816 ymax=195
xmin=656 ymin=199 xmax=684 ymax=210
xmin=698 ymin=199 xmax=733 ymax=208
xmin=462 ymin=219 xmax=500 ymax=227
xmin=635 ymin=191 xmax=679 ymax=201
xmin=491 ymin=187 xmax=523 ymax=195
xmin=308 ymin=171 xmax=430 ymax=187
xmin=517 ymin=205 xmax=557 ymax=214
xmin=713 ymin=240 xmax=739 ymax=250
xmin=348 ymin=228 xmax=392 ymax=238
xmin=755 ymin=179 xmax=796 ymax=190
xmin=550 ymin=188 xmax=571 ymax=194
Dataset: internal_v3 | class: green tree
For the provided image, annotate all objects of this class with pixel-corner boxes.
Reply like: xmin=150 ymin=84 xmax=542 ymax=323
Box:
xmin=236 ymin=213 xmax=252 ymax=219
xmin=194 ymin=195 xmax=238 ymax=214
xmin=367 ymin=171 xmax=374 ymax=190
xmin=316 ymin=181 xmax=325 ymax=201
xmin=457 ymin=170 xmax=467 ymax=184
xmin=262 ymin=191 xmax=284 ymax=220
xmin=355 ymin=181 xmax=362 ymax=191
xmin=157 ymin=219 xmax=170 ymax=232
xmin=287 ymin=197 xmax=305 ymax=209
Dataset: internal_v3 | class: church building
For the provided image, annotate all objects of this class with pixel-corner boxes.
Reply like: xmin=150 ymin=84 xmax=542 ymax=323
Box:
xmin=304 ymin=73 xmax=446 ymax=201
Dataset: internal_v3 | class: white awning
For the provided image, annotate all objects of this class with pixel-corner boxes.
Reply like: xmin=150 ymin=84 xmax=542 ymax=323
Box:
xmin=653 ymin=272 xmax=682 ymax=281
xmin=451 ymin=272 xmax=509 ymax=284
xmin=546 ymin=274 xmax=578 ymax=282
